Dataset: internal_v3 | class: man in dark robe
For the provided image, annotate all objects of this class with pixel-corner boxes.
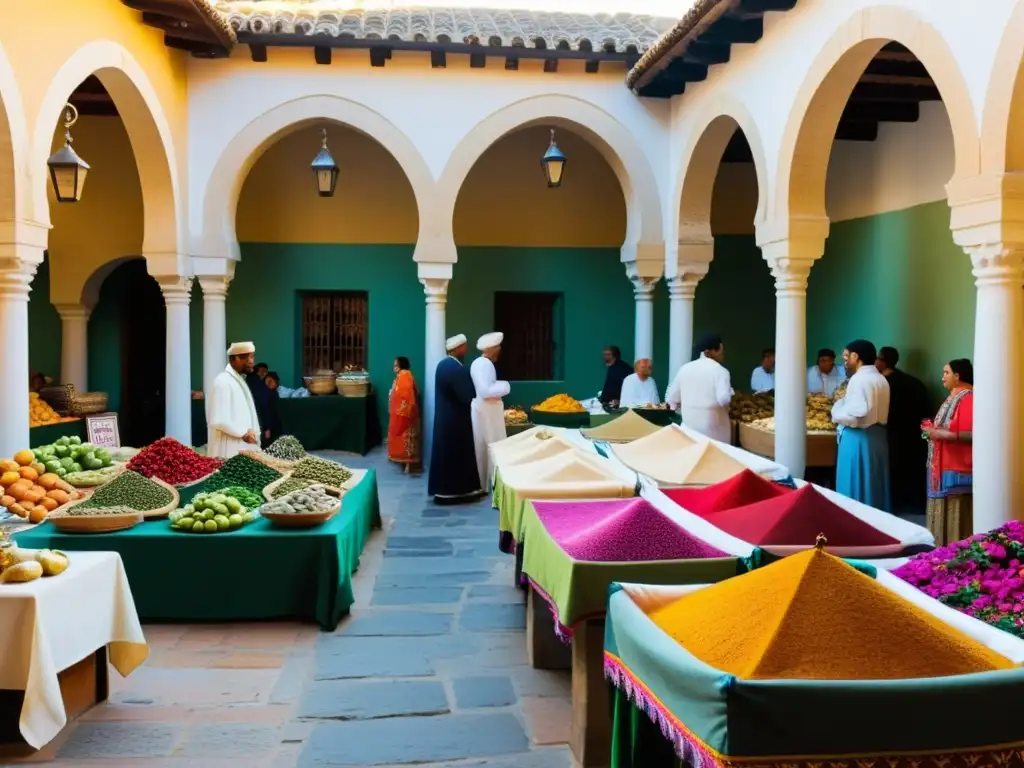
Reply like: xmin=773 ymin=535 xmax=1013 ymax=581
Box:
xmin=428 ymin=334 xmax=483 ymax=504
xmin=600 ymin=345 xmax=633 ymax=408
xmin=246 ymin=362 xmax=272 ymax=448
xmin=876 ymin=347 xmax=931 ymax=515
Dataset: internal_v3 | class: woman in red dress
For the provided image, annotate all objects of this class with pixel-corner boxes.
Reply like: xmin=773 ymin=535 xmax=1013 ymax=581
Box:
xmin=923 ymin=358 xmax=973 ymax=544
xmin=387 ymin=357 xmax=420 ymax=472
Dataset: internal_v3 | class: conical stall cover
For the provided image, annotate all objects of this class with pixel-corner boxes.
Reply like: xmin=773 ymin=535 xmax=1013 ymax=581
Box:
xmin=673 ymin=442 xmax=748 ymax=486
xmin=501 ymin=449 xmax=619 ymax=488
xmin=582 ymin=410 xmax=663 ymax=443
xmin=647 ymin=548 xmax=1014 ymax=680
xmin=665 ymin=469 xmax=791 ymax=515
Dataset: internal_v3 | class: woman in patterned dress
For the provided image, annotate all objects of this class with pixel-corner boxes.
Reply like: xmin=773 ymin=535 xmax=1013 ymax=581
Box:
xmin=387 ymin=356 xmax=421 ymax=472
xmin=923 ymin=359 xmax=974 ymax=545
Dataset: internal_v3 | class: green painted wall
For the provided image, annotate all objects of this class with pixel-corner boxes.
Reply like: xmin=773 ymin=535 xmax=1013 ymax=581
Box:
xmin=807 ymin=200 xmax=974 ymax=404
xmin=28 ymin=256 xmax=61 ymax=382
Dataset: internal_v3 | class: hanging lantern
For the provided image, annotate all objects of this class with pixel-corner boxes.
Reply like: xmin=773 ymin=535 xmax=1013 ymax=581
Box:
xmin=46 ymin=103 xmax=89 ymax=203
xmin=311 ymin=128 xmax=339 ymax=197
xmin=541 ymin=128 xmax=567 ymax=188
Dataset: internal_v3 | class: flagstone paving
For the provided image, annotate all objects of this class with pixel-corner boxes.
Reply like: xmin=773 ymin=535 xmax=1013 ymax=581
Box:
xmin=1 ymin=450 xmax=575 ymax=767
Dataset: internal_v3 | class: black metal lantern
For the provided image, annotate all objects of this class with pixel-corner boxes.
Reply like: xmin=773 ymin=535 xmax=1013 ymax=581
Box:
xmin=311 ymin=128 xmax=339 ymax=197
xmin=47 ymin=103 xmax=89 ymax=203
xmin=541 ymin=129 xmax=567 ymax=188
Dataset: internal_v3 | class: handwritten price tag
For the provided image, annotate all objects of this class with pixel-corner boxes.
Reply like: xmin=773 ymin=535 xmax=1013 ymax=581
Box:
xmin=86 ymin=412 xmax=121 ymax=448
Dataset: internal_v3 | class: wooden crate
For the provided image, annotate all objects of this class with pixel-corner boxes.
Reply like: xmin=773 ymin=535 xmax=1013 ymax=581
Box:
xmin=738 ymin=423 xmax=837 ymax=468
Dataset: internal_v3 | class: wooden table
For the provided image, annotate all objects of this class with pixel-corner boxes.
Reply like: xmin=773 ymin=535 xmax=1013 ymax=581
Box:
xmin=738 ymin=422 xmax=837 ymax=468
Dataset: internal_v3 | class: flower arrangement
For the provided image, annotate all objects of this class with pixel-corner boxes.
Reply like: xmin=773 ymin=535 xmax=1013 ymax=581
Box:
xmin=893 ymin=521 xmax=1024 ymax=637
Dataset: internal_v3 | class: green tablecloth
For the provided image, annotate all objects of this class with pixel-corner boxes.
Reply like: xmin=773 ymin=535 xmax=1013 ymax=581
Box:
xmin=611 ymin=688 xmax=683 ymax=768
xmin=30 ymin=420 xmax=87 ymax=448
xmin=13 ymin=469 xmax=382 ymax=630
xmin=191 ymin=395 xmax=381 ymax=454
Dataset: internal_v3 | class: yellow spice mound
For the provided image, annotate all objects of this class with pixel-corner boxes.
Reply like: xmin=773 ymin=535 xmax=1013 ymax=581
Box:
xmin=533 ymin=394 xmax=585 ymax=413
xmin=648 ymin=548 xmax=1014 ymax=680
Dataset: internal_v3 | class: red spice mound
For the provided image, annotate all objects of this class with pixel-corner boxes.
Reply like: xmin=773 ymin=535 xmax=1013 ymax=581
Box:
xmin=699 ymin=484 xmax=898 ymax=547
xmin=664 ymin=469 xmax=792 ymax=516
xmin=127 ymin=437 xmax=223 ymax=486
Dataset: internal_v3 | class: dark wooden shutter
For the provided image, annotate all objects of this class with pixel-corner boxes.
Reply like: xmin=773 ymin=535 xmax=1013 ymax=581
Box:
xmin=494 ymin=292 xmax=557 ymax=381
xmin=301 ymin=291 xmax=368 ymax=373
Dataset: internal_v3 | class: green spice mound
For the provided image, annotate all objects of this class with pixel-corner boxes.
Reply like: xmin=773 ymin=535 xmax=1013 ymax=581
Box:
xmin=211 ymin=485 xmax=264 ymax=509
xmin=270 ymin=476 xmax=314 ymax=499
xmin=292 ymin=456 xmax=352 ymax=487
xmin=200 ymin=454 xmax=281 ymax=493
xmin=266 ymin=435 xmax=306 ymax=461
xmin=76 ymin=470 xmax=174 ymax=512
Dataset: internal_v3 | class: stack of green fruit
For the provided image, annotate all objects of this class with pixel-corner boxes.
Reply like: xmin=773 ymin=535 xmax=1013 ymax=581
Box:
xmin=169 ymin=491 xmax=255 ymax=534
xmin=33 ymin=436 xmax=114 ymax=478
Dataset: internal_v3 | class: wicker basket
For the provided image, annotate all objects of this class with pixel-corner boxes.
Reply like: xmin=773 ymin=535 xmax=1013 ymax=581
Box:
xmin=69 ymin=391 xmax=109 ymax=416
xmin=336 ymin=378 xmax=369 ymax=397
xmin=50 ymin=508 xmax=143 ymax=534
xmin=39 ymin=384 xmax=75 ymax=415
xmin=304 ymin=376 xmax=337 ymax=396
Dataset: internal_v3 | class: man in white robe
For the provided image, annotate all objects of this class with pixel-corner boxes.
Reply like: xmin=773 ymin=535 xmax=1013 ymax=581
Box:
xmin=619 ymin=358 xmax=660 ymax=408
xmin=665 ymin=333 xmax=733 ymax=443
xmin=207 ymin=341 xmax=262 ymax=459
xmin=470 ymin=332 xmax=510 ymax=489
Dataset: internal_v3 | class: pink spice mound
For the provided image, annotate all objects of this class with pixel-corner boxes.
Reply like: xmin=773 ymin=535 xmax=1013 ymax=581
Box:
xmin=699 ymin=484 xmax=899 ymax=547
xmin=663 ymin=469 xmax=792 ymax=516
xmin=532 ymin=498 xmax=728 ymax=562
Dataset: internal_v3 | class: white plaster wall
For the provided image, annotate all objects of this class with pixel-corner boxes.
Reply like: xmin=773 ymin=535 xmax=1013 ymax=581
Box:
xmin=186 ymin=49 xmax=671 ymax=254
xmin=666 ymin=0 xmax=1016 ymax=233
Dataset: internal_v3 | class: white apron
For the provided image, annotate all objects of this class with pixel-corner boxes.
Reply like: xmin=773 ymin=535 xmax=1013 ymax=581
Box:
xmin=472 ymin=399 xmax=507 ymax=491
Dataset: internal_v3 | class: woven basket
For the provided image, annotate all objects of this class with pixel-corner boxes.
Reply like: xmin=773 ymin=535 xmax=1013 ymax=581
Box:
xmin=39 ymin=385 xmax=75 ymax=415
xmin=261 ymin=485 xmax=343 ymax=528
xmin=50 ymin=507 xmax=143 ymax=533
xmin=69 ymin=391 xmax=109 ymax=416
xmin=336 ymin=378 xmax=369 ymax=397
xmin=304 ymin=376 xmax=336 ymax=396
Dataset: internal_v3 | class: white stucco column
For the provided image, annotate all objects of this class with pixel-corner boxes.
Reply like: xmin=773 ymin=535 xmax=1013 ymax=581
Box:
xmin=0 ymin=261 xmax=36 ymax=457
xmin=420 ymin=273 xmax=450 ymax=469
xmin=198 ymin=277 xmax=230 ymax=397
xmin=966 ymin=244 xmax=1024 ymax=530
xmin=666 ymin=264 xmax=709 ymax=379
xmin=56 ymin=304 xmax=91 ymax=391
xmin=758 ymin=219 xmax=827 ymax=480
xmin=158 ymin=277 xmax=193 ymax=446
xmin=631 ymin=278 xmax=656 ymax=361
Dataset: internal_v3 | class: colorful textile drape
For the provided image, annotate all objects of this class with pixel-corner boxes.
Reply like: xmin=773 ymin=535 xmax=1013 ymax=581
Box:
xmin=387 ymin=370 xmax=420 ymax=464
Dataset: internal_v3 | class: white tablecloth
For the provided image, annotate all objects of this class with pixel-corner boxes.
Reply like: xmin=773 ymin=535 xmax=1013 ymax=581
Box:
xmin=0 ymin=550 xmax=148 ymax=748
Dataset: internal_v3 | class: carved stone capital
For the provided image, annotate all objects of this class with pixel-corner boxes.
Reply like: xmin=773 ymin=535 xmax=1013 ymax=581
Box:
xmin=421 ymin=277 xmax=449 ymax=306
xmin=55 ymin=303 xmax=92 ymax=321
xmin=198 ymin=276 xmax=231 ymax=301
xmin=965 ymin=243 xmax=1024 ymax=287
xmin=156 ymin=276 xmax=194 ymax=306
xmin=0 ymin=258 xmax=38 ymax=300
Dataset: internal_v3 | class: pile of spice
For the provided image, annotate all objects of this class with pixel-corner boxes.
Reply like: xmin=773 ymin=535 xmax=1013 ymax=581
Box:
xmin=291 ymin=456 xmax=352 ymax=487
xmin=127 ymin=438 xmax=222 ymax=486
xmin=534 ymin=498 xmax=728 ymax=561
xmin=209 ymin=485 xmax=264 ymax=509
xmin=65 ymin=505 xmax=140 ymax=517
xmin=76 ymin=470 xmax=174 ymax=512
xmin=648 ymin=547 xmax=1014 ymax=680
xmin=199 ymin=454 xmax=281 ymax=494
xmin=893 ymin=520 xmax=1024 ymax=638
xmin=665 ymin=469 xmax=792 ymax=516
xmin=697 ymin=485 xmax=898 ymax=547
xmin=266 ymin=435 xmax=306 ymax=461
xmin=270 ymin=476 xmax=315 ymax=499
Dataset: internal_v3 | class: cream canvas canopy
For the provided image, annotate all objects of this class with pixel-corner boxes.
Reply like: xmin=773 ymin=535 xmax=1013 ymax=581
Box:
xmin=490 ymin=426 xmax=563 ymax=465
xmin=493 ymin=431 xmax=575 ymax=471
xmin=500 ymin=449 xmax=635 ymax=500
xmin=581 ymin=409 xmax=663 ymax=443
xmin=614 ymin=426 xmax=747 ymax=486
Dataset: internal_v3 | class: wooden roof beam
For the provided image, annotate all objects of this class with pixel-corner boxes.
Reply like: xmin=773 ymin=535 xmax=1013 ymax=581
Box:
xmin=848 ymin=82 xmax=941 ymax=101
xmin=841 ymin=101 xmax=920 ymax=123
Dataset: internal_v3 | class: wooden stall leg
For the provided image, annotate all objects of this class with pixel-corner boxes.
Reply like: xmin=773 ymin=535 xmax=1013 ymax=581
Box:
xmin=571 ymin=619 xmax=611 ymax=768
xmin=514 ymin=544 xmax=527 ymax=591
xmin=527 ymin=589 xmax=571 ymax=670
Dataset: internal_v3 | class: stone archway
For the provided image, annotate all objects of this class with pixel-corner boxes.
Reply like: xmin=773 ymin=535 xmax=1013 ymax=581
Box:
xmin=776 ymin=4 xmax=978 ymax=222
xmin=30 ymin=40 xmax=182 ymax=261
xmin=0 ymin=40 xmax=29 ymax=229
xmin=437 ymin=93 xmax=664 ymax=252
xmin=980 ymin=0 xmax=1024 ymax=175
xmin=196 ymin=94 xmax=434 ymax=262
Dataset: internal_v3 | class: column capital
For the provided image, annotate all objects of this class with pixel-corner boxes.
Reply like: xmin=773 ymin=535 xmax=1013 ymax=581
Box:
xmin=624 ymin=261 xmax=660 ymax=301
xmin=421 ymin=277 xmax=449 ymax=306
xmin=0 ymin=258 xmax=37 ymax=300
xmin=0 ymin=219 xmax=49 ymax=265
xmin=54 ymin=303 xmax=92 ymax=321
xmin=964 ymin=242 xmax=1024 ymax=286
xmin=198 ymin=275 xmax=231 ymax=300
xmin=156 ymin=276 xmax=194 ymax=305
xmin=667 ymin=274 xmax=702 ymax=300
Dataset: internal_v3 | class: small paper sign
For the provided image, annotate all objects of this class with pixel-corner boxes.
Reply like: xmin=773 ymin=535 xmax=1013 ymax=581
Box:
xmin=86 ymin=412 xmax=121 ymax=448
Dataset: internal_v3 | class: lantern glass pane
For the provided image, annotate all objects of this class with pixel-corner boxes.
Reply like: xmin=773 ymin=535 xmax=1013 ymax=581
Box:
xmin=546 ymin=158 xmax=565 ymax=187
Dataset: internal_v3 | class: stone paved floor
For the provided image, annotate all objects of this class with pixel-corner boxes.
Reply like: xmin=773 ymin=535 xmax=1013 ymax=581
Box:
xmin=1 ymin=450 xmax=574 ymax=767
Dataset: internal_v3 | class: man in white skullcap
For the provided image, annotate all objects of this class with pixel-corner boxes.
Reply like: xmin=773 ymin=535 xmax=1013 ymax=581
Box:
xmin=428 ymin=334 xmax=484 ymax=503
xmin=207 ymin=341 xmax=262 ymax=459
xmin=470 ymin=332 xmax=510 ymax=489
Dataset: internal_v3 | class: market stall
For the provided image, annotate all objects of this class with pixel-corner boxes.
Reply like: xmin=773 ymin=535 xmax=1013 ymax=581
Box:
xmin=13 ymin=442 xmax=380 ymax=631
xmin=190 ymin=394 xmax=381 ymax=454
xmin=604 ymin=546 xmax=1024 ymax=768
xmin=0 ymin=550 xmax=147 ymax=749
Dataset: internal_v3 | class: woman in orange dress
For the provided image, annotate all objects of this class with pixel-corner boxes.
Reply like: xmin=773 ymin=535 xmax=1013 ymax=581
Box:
xmin=387 ymin=357 xmax=421 ymax=472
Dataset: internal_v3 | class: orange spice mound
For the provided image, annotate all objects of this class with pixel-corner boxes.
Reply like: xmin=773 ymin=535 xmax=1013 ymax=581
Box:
xmin=647 ymin=548 xmax=1014 ymax=680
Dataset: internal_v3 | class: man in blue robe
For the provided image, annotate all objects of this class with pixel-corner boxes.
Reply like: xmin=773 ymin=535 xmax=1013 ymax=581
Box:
xmin=428 ymin=334 xmax=483 ymax=504
xmin=831 ymin=339 xmax=892 ymax=511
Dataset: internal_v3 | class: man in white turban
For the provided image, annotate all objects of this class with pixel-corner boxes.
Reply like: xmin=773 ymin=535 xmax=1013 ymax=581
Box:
xmin=470 ymin=332 xmax=510 ymax=489
xmin=428 ymin=334 xmax=484 ymax=503
xmin=207 ymin=341 xmax=262 ymax=459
